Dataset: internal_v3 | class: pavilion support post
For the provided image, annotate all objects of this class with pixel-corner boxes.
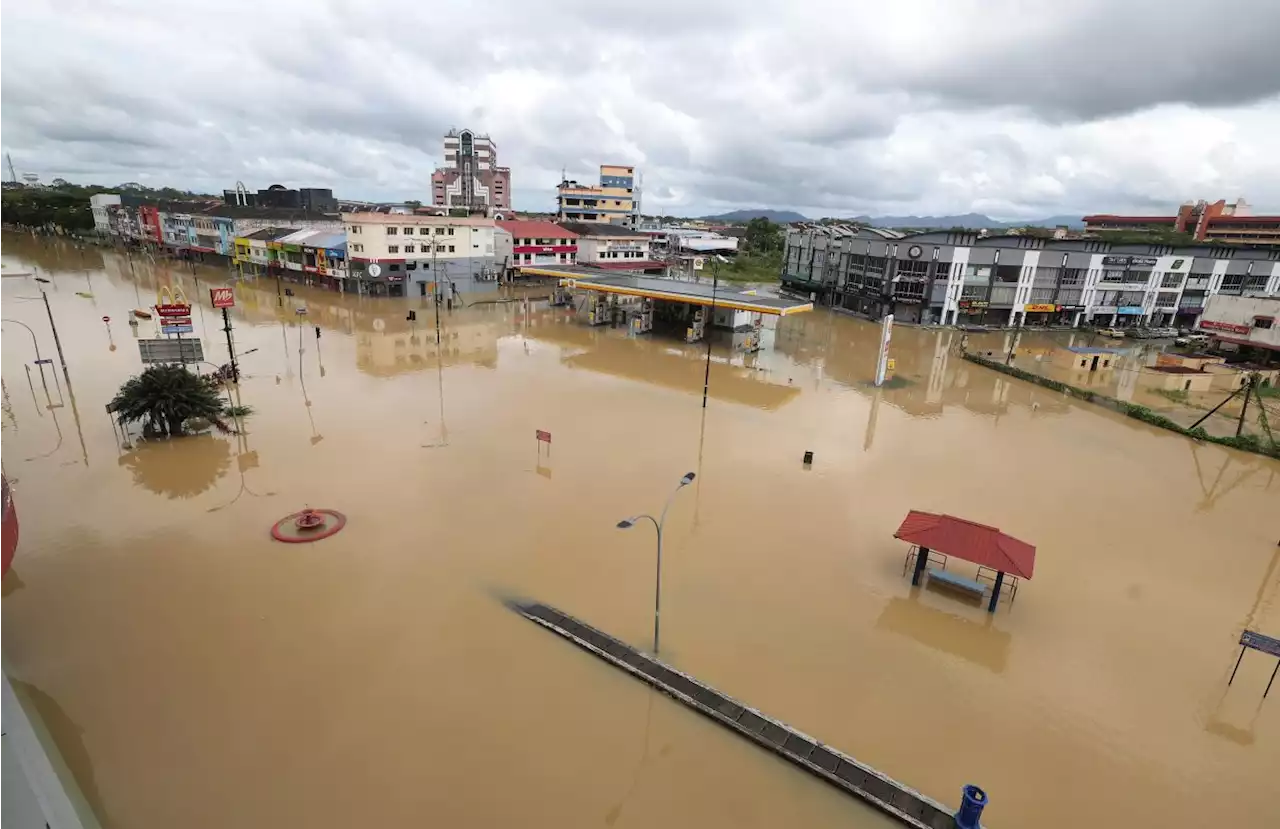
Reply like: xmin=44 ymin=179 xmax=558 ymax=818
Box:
xmin=912 ymin=546 xmax=930 ymax=586
xmin=1229 ymin=647 xmax=1246 ymax=685
xmin=988 ymin=570 xmax=1005 ymax=613
xmin=1265 ymin=660 xmax=1278 ymax=698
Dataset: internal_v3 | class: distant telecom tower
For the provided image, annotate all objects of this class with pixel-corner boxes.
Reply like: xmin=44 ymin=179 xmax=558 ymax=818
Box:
xmin=6 ymin=153 xmax=17 ymax=184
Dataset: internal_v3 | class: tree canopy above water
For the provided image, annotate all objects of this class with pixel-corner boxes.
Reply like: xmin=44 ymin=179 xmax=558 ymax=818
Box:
xmin=111 ymin=364 xmax=232 ymax=438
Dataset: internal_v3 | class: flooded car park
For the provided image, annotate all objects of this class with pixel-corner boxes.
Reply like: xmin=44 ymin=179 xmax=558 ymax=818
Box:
xmin=3 ymin=234 xmax=1278 ymax=828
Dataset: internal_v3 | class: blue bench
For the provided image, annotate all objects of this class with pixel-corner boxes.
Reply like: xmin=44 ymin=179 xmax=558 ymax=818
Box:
xmin=927 ymin=568 xmax=987 ymax=599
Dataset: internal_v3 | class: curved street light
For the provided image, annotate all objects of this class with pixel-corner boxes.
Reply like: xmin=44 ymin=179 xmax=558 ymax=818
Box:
xmin=617 ymin=471 xmax=696 ymax=654
xmin=1 ymin=318 xmax=44 ymax=362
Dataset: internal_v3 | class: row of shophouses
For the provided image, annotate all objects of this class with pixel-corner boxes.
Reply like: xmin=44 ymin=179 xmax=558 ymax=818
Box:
xmin=91 ymin=195 xmax=659 ymax=297
xmin=782 ymin=225 xmax=1280 ymax=328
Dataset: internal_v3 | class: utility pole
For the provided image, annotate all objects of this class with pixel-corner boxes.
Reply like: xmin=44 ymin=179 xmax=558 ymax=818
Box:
xmin=34 ymin=279 xmax=68 ymax=374
xmin=433 ymin=241 xmax=442 ymax=347
xmin=701 ymin=259 xmax=718 ymax=409
xmin=221 ymin=307 xmax=239 ymax=383
xmin=1237 ymin=374 xmax=1256 ymax=438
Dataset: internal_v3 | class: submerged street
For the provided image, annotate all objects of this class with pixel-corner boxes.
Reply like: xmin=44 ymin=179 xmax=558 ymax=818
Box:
xmin=3 ymin=234 xmax=1279 ymax=828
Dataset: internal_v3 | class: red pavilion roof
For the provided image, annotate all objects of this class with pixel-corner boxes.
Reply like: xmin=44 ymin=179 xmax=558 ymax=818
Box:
xmin=894 ymin=510 xmax=1036 ymax=579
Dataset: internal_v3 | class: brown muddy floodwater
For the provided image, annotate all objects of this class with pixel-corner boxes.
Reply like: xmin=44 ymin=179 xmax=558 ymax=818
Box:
xmin=2 ymin=233 xmax=1279 ymax=829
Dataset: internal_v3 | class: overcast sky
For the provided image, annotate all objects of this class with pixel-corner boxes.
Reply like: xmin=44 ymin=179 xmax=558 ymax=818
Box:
xmin=4 ymin=0 xmax=1279 ymax=219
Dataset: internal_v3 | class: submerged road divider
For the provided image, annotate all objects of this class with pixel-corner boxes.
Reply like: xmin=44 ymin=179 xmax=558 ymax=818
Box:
xmin=961 ymin=351 xmax=1280 ymax=459
xmin=505 ymin=598 xmax=976 ymax=829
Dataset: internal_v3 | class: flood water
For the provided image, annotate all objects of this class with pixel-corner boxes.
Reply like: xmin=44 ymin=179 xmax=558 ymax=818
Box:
xmin=3 ymin=233 xmax=1279 ymax=829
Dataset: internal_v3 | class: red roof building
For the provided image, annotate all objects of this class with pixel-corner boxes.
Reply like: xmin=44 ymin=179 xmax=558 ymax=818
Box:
xmin=498 ymin=219 xmax=578 ymax=267
xmin=1083 ymin=199 xmax=1280 ymax=246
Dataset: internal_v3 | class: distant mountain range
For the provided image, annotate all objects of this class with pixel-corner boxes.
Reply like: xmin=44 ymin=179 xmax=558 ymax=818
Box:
xmin=849 ymin=212 xmax=1085 ymax=230
xmin=699 ymin=208 xmax=1084 ymax=229
xmin=701 ymin=209 xmax=809 ymax=223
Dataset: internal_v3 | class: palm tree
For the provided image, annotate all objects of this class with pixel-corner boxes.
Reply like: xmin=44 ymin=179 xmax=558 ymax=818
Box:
xmin=110 ymin=364 xmax=232 ymax=437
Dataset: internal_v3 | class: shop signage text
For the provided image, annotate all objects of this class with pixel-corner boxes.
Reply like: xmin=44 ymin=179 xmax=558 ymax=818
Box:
xmin=210 ymin=287 xmax=235 ymax=308
xmin=1024 ymin=304 xmax=1058 ymax=313
xmin=1117 ymin=306 xmax=1144 ymax=315
xmin=1102 ymin=255 xmax=1159 ymax=267
xmin=1200 ymin=319 xmax=1252 ymax=335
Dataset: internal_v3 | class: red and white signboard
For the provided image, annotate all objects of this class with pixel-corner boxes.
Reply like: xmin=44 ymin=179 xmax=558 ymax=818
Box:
xmin=210 ymin=287 xmax=235 ymax=308
xmin=155 ymin=304 xmax=191 ymax=317
xmin=1200 ymin=319 xmax=1251 ymax=335
xmin=536 ymin=429 xmax=552 ymax=444
xmin=102 ymin=315 xmax=110 ymax=323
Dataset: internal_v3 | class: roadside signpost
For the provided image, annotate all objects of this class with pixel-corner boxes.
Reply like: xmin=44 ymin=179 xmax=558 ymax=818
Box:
xmin=210 ymin=287 xmax=238 ymax=382
xmin=153 ymin=296 xmax=194 ymax=363
xmin=210 ymin=287 xmax=235 ymax=309
xmin=138 ymin=338 xmax=204 ymax=364
xmin=874 ymin=314 xmax=894 ymax=387
xmin=1230 ymin=629 xmax=1280 ymax=699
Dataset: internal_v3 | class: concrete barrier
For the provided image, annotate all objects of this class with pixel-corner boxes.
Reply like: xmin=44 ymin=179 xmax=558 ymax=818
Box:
xmin=507 ymin=598 xmax=964 ymax=829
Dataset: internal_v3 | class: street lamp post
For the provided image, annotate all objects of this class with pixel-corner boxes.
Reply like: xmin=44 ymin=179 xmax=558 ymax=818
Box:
xmin=1 ymin=319 xmax=45 ymax=364
xmin=33 ymin=277 xmax=68 ymax=373
xmin=193 ymin=361 xmax=236 ymax=412
xmin=617 ymin=472 xmax=696 ymax=654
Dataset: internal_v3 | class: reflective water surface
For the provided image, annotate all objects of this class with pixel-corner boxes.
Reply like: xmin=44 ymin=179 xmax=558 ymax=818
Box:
xmin=3 ymin=233 xmax=1278 ymax=828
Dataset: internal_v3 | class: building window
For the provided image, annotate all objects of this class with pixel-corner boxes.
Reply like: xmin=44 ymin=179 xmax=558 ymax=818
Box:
xmin=448 ymin=245 xmax=456 ymax=253
xmin=387 ymin=227 xmax=397 ymax=235
xmin=387 ymin=245 xmax=399 ymax=253
xmin=406 ymin=262 xmax=418 ymax=270
xmin=404 ymin=245 xmax=415 ymax=253
xmin=436 ymin=227 xmax=446 ymax=235
xmin=404 ymin=227 xmax=414 ymax=235
xmin=448 ymin=228 xmax=454 ymax=235
xmin=1255 ymin=317 xmax=1274 ymax=329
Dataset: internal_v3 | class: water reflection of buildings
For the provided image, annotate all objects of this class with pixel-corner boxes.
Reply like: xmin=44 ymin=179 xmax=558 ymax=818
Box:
xmin=776 ymin=313 xmax=1073 ymax=420
xmin=357 ymin=318 xmax=500 ymax=375
xmin=101 ymin=250 xmax=517 ymax=377
xmin=526 ymin=311 xmax=801 ymax=410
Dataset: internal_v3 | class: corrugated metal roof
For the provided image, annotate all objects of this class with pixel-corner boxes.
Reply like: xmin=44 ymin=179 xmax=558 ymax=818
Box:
xmin=243 ymin=227 xmax=298 ymax=241
xmin=498 ymin=219 xmax=578 ymax=239
xmin=276 ymin=229 xmax=328 ymax=245
xmin=302 ymin=232 xmax=346 ymax=249
xmin=894 ymin=510 xmax=1036 ymax=579
xmin=556 ymin=221 xmax=650 ymax=239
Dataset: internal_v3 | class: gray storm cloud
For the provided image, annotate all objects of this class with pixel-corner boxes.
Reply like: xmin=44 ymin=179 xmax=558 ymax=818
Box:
xmin=3 ymin=0 xmax=1278 ymax=218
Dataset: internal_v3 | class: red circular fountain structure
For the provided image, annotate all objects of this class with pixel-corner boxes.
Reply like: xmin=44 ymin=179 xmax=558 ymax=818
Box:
xmin=271 ymin=508 xmax=346 ymax=543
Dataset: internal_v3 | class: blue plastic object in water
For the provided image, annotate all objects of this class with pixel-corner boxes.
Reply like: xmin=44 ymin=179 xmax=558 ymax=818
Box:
xmin=954 ymin=784 xmax=987 ymax=829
